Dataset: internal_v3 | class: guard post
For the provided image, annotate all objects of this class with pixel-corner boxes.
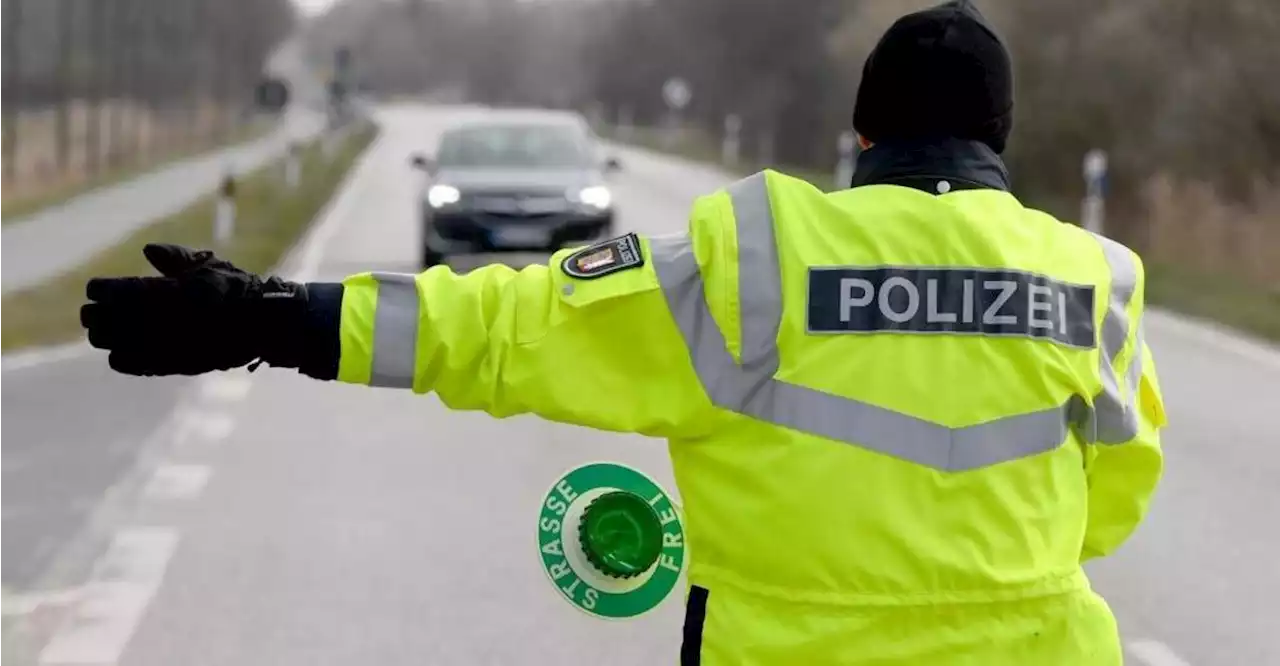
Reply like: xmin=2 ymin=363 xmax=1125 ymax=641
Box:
xmin=661 ymin=77 xmax=691 ymax=150
xmin=722 ymin=114 xmax=741 ymax=167
xmin=1082 ymin=149 xmax=1108 ymax=235
xmin=758 ymin=130 xmax=775 ymax=169
xmin=835 ymin=130 xmax=857 ymax=190
xmin=215 ymin=172 xmax=236 ymax=246
xmin=284 ymin=141 xmax=301 ymax=190
xmin=618 ymin=105 xmax=634 ymax=142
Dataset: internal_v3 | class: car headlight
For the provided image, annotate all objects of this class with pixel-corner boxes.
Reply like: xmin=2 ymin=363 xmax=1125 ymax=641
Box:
xmin=574 ymin=186 xmax=612 ymax=210
xmin=427 ymin=184 xmax=461 ymax=208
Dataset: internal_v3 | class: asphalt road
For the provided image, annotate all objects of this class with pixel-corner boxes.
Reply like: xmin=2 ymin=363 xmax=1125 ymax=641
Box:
xmin=3 ymin=103 xmax=1279 ymax=666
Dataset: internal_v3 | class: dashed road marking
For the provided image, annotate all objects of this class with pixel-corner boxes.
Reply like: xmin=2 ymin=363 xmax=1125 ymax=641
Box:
xmin=8 ymin=123 xmax=377 ymax=664
xmin=2 ymin=588 xmax=84 ymax=616
xmin=143 ymin=464 xmax=213 ymax=500
xmin=38 ymin=528 xmax=179 ymax=665
xmin=1128 ymin=640 xmax=1192 ymax=666
xmin=197 ymin=373 xmax=255 ymax=403
xmin=171 ymin=410 xmax=236 ymax=448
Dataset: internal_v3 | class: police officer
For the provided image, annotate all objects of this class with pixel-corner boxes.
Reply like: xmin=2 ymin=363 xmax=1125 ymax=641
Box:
xmin=81 ymin=1 xmax=1165 ymax=664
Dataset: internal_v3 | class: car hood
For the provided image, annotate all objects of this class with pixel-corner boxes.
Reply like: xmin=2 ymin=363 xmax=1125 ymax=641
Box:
xmin=433 ymin=168 xmax=601 ymax=195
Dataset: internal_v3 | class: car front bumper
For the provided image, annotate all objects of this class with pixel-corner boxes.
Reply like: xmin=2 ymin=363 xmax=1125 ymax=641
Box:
xmin=424 ymin=209 xmax=614 ymax=253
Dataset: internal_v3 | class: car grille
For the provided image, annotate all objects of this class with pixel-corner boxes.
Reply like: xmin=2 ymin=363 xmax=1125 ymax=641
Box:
xmin=466 ymin=193 xmax=570 ymax=215
xmin=476 ymin=212 xmax=558 ymax=224
xmin=433 ymin=213 xmax=608 ymax=249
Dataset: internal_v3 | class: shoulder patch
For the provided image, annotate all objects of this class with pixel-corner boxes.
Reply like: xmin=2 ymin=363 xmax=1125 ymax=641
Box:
xmin=561 ymin=233 xmax=644 ymax=280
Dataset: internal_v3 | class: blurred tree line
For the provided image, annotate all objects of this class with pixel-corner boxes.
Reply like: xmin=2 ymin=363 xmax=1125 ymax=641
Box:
xmin=2 ymin=0 xmax=294 ymax=191
xmin=303 ymin=0 xmax=593 ymax=109
xmin=309 ymin=0 xmax=1278 ymax=286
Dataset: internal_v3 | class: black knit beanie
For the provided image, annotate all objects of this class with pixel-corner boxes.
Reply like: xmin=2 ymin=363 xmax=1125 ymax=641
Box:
xmin=852 ymin=0 xmax=1013 ymax=154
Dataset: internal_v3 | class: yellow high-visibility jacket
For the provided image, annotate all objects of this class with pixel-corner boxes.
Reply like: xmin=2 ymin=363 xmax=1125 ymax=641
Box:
xmin=331 ymin=143 xmax=1166 ymax=665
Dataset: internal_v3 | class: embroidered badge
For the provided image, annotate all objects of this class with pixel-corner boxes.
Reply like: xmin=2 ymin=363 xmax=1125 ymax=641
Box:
xmin=561 ymin=233 xmax=644 ymax=280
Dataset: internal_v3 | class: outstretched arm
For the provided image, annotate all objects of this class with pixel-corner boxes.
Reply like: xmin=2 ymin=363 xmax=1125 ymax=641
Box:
xmin=80 ymin=238 xmax=717 ymax=440
xmin=308 ymin=234 xmax=716 ymax=439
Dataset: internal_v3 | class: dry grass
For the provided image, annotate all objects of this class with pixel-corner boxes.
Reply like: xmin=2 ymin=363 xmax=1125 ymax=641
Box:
xmin=0 ymin=123 xmax=379 ymax=352
xmin=1141 ymin=173 xmax=1280 ymax=289
xmin=1139 ymin=173 xmax=1280 ymax=341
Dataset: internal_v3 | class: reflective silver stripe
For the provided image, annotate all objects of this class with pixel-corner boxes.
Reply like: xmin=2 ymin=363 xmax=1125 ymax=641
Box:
xmin=650 ymin=234 xmax=747 ymax=405
xmin=369 ymin=272 xmax=420 ymax=389
xmin=651 ymin=177 xmax=1075 ymax=472
xmin=1087 ymin=234 xmax=1142 ymax=443
xmin=728 ymin=173 xmax=782 ymax=378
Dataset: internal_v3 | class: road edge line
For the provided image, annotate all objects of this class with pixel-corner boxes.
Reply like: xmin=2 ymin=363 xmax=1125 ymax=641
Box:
xmin=1 ymin=340 xmax=94 ymax=373
xmin=1147 ymin=307 xmax=1280 ymax=369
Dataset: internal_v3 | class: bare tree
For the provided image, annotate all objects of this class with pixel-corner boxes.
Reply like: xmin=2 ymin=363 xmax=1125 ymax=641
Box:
xmin=2 ymin=0 xmax=297 ymax=197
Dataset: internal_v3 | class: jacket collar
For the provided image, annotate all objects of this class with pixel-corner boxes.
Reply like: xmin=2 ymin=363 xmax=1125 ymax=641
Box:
xmin=850 ymin=138 xmax=1011 ymax=193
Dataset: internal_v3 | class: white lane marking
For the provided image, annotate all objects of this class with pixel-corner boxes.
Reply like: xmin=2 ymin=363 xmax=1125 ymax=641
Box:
xmin=1147 ymin=308 xmax=1280 ymax=371
xmin=197 ymin=373 xmax=254 ymax=403
xmin=1128 ymin=640 xmax=1192 ymax=666
xmin=286 ymin=128 xmax=382 ymax=283
xmin=38 ymin=528 xmax=180 ymax=665
xmin=0 ymin=341 xmax=93 ymax=373
xmin=142 ymin=464 xmax=213 ymax=500
xmin=2 ymin=588 xmax=84 ymax=616
xmin=171 ymin=410 xmax=236 ymax=447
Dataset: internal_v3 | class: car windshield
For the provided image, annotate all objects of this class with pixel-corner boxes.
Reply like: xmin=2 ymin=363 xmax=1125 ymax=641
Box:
xmin=437 ymin=123 xmax=593 ymax=169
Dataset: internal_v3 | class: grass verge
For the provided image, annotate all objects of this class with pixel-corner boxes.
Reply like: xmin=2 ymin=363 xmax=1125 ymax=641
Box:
xmin=1 ymin=121 xmax=274 ymax=223
xmin=607 ymin=124 xmax=1280 ymax=344
xmin=0 ymin=123 xmax=379 ymax=352
xmin=1146 ymin=264 xmax=1280 ymax=343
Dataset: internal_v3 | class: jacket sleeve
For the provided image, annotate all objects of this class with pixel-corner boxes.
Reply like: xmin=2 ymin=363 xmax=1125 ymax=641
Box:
xmin=1080 ymin=262 xmax=1167 ymax=563
xmin=329 ymin=234 xmax=718 ymax=440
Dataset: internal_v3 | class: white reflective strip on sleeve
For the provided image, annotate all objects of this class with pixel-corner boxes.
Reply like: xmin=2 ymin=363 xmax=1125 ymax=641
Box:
xmin=369 ymin=273 xmax=420 ymax=389
xmin=648 ymin=234 xmax=754 ymax=407
xmin=728 ymin=173 xmax=782 ymax=378
xmin=1085 ymin=233 xmax=1142 ymax=444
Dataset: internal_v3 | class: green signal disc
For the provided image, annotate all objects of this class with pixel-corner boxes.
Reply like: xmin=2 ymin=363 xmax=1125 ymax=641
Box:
xmin=579 ymin=491 xmax=664 ymax=578
xmin=536 ymin=462 xmax=687 ymax=620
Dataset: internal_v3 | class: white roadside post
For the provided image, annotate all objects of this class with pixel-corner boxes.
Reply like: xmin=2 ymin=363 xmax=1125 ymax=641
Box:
xmin=722 ymin=114 xmax=741 ymax=166
xmin=284 ymin=141 xmax=301 ymax=190
xmin=758 ymin=130 xmax=775 ymax=169
xmin=586 ymin=101 xmax=604 ymax=131
xmin=618 ymin=105 xmax=634 ymax=142
xmin=661 ymin=77 xmax=691 ymax=150
xmin=1082 ymin=148 xmax=1108 ymax=235
xmin=214 ymin=172 xmax=236 ymax=246
xmin=835 ymin=130 xmax=857 ymax=189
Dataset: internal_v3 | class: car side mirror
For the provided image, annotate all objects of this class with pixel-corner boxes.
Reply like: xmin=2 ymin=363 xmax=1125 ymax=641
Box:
xmin=410 ymin=153 xmax=436 ymax=174
xmin=604 ymin=156 xmax=622 ymax=173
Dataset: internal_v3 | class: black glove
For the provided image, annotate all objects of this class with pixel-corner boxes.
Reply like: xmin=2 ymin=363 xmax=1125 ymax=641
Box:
xmin=80 ymin=243 xmax=313 ymax=376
